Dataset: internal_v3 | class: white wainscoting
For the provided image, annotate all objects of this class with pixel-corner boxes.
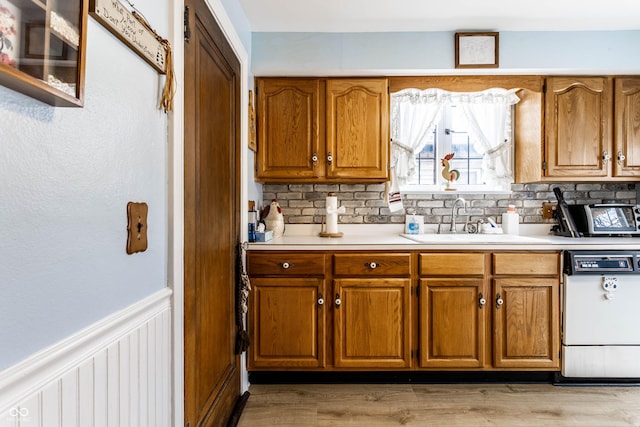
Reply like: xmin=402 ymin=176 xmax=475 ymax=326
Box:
xmin=0 ymin=288 xmax=172 ymax=427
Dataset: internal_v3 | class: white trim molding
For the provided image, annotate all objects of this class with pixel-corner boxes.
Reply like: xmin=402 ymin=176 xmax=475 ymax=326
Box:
xmin=0 ymin=288 xmax=172 ymax=426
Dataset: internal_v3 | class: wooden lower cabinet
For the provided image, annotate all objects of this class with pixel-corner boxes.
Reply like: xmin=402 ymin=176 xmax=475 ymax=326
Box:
xmin=247 ymin=250 xmax=560 ymax=372
xmin=418 ymin=251 xmax=560 ymax=370
xmin=419 ymin=278 xmax=487 ymax=368
xmin=248 ymin=277 xmax=326 ymax=369
xmin=333 ymin=278 xmax=412 ymax=368
xmin=493 ymin=277 xmax=559 ymax=369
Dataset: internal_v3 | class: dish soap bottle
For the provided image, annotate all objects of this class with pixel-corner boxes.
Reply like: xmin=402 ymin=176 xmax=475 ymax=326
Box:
xmin=502 ymin=205 xmax=520 ymax=235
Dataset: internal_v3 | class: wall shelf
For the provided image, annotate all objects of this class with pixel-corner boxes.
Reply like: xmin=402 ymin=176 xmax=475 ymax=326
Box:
xmin=0 ymin=0 xmax=87 ymax=106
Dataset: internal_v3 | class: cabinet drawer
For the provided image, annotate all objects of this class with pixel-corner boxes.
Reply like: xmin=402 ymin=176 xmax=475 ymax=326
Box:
xmin=333 ymin=253 xmax=411 ymax=277
xmin=248 ymin=252 xmax=325 ymax=276
xmin=420 ymin=253 xmax=485 ymax=276
xmin=493 ymin=252 xmax=559 ymax=276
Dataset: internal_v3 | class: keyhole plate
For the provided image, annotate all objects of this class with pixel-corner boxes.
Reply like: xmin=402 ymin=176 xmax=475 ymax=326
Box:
xmin=126 ymin=202 xmax=148 ymax=254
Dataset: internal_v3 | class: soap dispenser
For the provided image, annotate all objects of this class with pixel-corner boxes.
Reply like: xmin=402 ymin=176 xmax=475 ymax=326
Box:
xmin=502 ymin=205 xmax=520 ymax=235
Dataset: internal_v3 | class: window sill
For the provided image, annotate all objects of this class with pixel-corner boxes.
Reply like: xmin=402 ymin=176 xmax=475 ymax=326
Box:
xmin=400 ymin=185 xmax=512 ymax=195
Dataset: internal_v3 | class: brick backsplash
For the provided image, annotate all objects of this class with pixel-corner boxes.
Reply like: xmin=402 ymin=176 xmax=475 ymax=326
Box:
xmin=261 ymin=183 xmax=637 ymax=226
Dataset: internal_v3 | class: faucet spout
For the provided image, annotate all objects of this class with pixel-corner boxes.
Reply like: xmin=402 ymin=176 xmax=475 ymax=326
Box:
xmin=449 ymin=197 xmax=467 ymax=233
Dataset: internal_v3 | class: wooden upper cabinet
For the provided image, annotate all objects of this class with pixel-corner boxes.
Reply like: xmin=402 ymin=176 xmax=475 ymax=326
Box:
xmin=326 ymin=78 xmax=390 ymax=180
xmin=256 ymin=78 xmax=322 ymax=180
xmin=544 ymin=77 xmax=613 ymax=178
xmin=614 ymin=77 xmax=640 ymax=177
xmin=255 ymin=77 xmax=389 ymax=182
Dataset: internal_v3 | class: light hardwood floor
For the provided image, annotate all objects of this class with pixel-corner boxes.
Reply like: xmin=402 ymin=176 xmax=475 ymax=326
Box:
xmin=237 ymin=383 xmax=640 ymax=426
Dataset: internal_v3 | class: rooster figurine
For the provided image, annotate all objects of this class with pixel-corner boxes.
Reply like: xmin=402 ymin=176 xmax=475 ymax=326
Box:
xmin=441 ymin=152 xmax=460 ymax=191
xmin=261 ymin=199 xmax=285 ymax=238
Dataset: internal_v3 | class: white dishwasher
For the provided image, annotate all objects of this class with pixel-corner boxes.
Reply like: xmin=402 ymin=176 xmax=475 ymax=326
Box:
xmin=561 ymin=250 xmax=640 ymax=380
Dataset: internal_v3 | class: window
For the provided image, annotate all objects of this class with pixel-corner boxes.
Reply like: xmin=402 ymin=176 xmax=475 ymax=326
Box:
xmin=410 ymin=105 xmax=486 ymax=187
xmin=389 ymin=88 xmax=519 ymax=194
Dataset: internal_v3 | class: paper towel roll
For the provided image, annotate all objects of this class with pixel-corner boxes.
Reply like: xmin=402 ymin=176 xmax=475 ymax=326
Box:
xmin=325 ymin=193 xmax=345 ymax=234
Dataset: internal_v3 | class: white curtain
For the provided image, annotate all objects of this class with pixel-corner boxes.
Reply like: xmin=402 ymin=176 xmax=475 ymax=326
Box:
xmin=459 ymin=89 xmax=520 ymax=190
xmin=385 ymin=89 xmax=444 ymax=212
xmin=385 ymin=88 xmax=520 ymax=211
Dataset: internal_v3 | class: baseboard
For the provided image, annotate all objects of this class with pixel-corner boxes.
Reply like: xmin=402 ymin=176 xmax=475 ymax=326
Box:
xmin=0 ymin=288 xmax=172 ymax=425
xmin=248 ymin=370 xmax=556 ymax=384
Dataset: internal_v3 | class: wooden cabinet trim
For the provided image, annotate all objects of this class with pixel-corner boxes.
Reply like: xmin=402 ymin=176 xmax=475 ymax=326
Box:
xmin=333 ymin=253 xmax=411 ymax=277
xmin=493 ymin=252 xmax=560 ymax=276
xmin=419 ymin=252 xmax=486 ymax=276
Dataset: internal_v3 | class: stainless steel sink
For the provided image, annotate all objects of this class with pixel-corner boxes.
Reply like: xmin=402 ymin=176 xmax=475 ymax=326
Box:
xmin=400 ymin=233 xmax=551 ymax=244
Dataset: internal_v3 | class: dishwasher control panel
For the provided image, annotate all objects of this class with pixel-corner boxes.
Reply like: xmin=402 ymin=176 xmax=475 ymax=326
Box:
xmin=564 ymin=251 xmax=640 ymax=275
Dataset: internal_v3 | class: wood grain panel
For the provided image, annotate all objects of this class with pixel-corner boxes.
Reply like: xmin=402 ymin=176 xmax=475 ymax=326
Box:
xmin=333 ymin=253 xmax=411 ymax=277
xmin=493 ymin=252 xmax=559 ymax=276
xmin=256 ymin=78 xmax=322 ymax=180
xmin=249 ymin=278 xmax=326 ymax=368
xmin=334 ymin=278 xmax=411 ymax=368
xmin=419 ymin=253 xmax=486 ymax=276
xmin=545 ymin=76 xmax=613 ymax=177
xmin=326 ymin=78 xmax=389 ymax=180
xmin=248 ymin=252 xmax=326 ymax=276
xmin=493 ymin=278 xmax=559 ymax=369
xmin=614 ymin=77 xmax=640 ymax=177
xmin=419 ymin=278 xmax=487 ymax=368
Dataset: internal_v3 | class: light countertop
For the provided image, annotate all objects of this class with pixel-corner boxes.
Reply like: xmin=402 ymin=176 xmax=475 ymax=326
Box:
xmin=247 ymin=224 xmax=640 ymax=251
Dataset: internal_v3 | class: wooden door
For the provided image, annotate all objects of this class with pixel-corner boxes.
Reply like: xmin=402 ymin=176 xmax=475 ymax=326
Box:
xmin=255 ymin=78 xmax=322 ymax=180
xmin=333 ymin=278 xmax=411 ymax=368
xmin=419 ymin=278 xmax=487 ymax=368
xmin=326 ymin=78 xmax=389 ymax=180
xmin=614 ymin=77 xmax=640 ymax=177
xmin=544 ymin=76 xmax=613 ymax=177
xmin=184 ymin=0 xmax=241 ymax=425
xmin=493 ymin=278 xmax=559 ymax=369
xmin=248 ymin=277 xmax=326 ymax=369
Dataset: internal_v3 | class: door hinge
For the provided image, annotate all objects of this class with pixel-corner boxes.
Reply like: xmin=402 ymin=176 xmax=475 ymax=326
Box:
xmin=184 ymin=6 xmax=191 ymax=42
xmin=542 ymin=161 xmax=547 ymax=171
xmin=415 ymin=285 xmax=420 ymax=297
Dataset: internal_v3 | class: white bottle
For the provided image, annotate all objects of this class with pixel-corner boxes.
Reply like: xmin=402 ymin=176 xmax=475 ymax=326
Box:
xmin=502 ymin=205 xmax=520 ymax=235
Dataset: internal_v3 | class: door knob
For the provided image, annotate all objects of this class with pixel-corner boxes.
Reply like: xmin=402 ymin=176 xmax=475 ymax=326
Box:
xmin=478 ymin=293 xmax=486 ymax=309
xmin=335 ymin=293 xmax=341 ymax=307
xmin=618 ymin=151 xmax=626 ymax=166
xmin=317 ymin=293 xmax=324 ymax=306
xmin=496 ymin=293 xmax=504 ymax=309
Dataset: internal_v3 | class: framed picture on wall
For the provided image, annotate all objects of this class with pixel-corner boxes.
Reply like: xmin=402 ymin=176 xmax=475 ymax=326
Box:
xmin=455 ymin=32 xmax=499 ymax=68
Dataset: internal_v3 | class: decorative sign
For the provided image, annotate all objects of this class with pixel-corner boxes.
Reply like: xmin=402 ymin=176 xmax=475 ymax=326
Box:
xmin=89 ymin=0 xmax=166 ymax=73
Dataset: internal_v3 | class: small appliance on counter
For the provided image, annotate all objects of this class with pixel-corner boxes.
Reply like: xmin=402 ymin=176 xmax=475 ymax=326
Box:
xmin=551 ymin=187 xmax=640 ymax=237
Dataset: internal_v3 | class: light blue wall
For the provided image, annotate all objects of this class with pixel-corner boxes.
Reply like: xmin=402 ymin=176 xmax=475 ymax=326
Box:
xmin=252 ymin=30 xmax=640 ymax=75
xmin=0 ymin=1 xmax=169 ymax=371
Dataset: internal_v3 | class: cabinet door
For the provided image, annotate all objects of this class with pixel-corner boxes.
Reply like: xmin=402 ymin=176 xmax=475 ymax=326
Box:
xmin=614 ymin=77 xmax=640 ymax=177
xmin=419 ymin=278 xmax=488 ymax=368
xmin=333 ymin=278 xmax=411 ymax=368
xmin=326 ymin=78 xmax=389 ymax=180
xmin=256 ymin=78 xmax=322 ymax=180
xmin=249 ymin=277 xmax=326 ymax=369
xmin=493 ymin=278 xmax=559 ymax=369
xmin=545 ymin=77 xmax=613 ymax=178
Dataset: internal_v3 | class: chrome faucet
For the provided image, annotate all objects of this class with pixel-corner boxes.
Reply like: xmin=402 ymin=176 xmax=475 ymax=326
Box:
xmin=450 ymin=197 xmax=467 ymax=233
